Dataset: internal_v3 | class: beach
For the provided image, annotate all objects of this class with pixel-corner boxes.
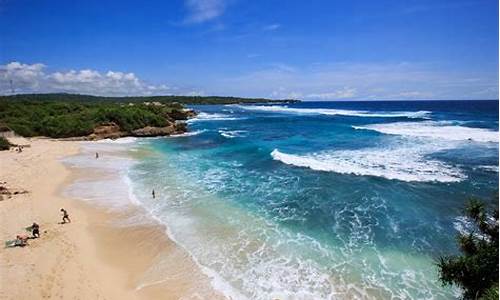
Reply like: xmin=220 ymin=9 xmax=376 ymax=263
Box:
xmin=0 ymin=137 xmax=222 ymax=300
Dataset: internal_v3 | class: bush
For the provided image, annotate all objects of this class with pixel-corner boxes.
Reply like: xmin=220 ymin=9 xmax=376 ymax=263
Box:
xmin=0 ymin=136 xmax=10 ymax=150
xmin=0 ymin=99 xmax=189 ymax=138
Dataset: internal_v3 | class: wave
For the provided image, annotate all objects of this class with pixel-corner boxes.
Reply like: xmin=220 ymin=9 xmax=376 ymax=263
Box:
xmin=218 ymin=130 xmax=248 ymax=138
xmin=94 ymin=136 xmax=138 ymax=144
xmin=235 ymin=105 xmax=431 ymax=119
xmin=476 ymin=165 xmax=499 ymax=172
xmin=169 ymin=129 xmax=206 ymax=137
xmin=353 ymin=121 xmax=499 ymax=143
xmin=187 ymin=112 xmax=241 ymax=123
xmin=271 ymin=146 xmax=465 ymax=183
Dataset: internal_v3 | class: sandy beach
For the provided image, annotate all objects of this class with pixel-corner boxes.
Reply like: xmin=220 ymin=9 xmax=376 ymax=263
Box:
xmin=0 ymin=137 xmax=222 ymax=300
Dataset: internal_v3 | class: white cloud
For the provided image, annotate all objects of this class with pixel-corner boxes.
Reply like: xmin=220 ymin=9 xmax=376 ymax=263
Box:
xmin=183 ymin=0 xmax=226 ymax=24
xmin=0 ymin=62 xmax=181 ymax=96
xmin=263 ymin=23 xmax=281 ymax=31
xmin=270 ymin=87 xmax=302 ymax=99
xmin=0 ymin=62 xmax=45 ymax=91
xmin=217 ymin=62 xmax=498 ymax=100
xmin=306 ymin=87 xmax=357 ymax=100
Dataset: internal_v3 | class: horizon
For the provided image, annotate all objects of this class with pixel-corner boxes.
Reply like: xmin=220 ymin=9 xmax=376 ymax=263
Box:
xmin=0 ymin=0 xmax=499 ymax=100
xmin=1 ymin=92 xmax=498 ymax=102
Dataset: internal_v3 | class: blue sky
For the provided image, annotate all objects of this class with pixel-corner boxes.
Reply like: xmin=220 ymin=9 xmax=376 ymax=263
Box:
xmin=0 ymin=0 xmax=498 ymax=99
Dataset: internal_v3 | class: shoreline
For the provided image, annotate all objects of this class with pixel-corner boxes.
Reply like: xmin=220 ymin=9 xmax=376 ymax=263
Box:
xmin=0 ymin=137 xmax=223 ymax=299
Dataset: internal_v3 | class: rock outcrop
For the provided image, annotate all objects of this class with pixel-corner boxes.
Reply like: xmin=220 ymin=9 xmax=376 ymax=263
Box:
xmin=87 ymin=122 xmax=125 ymax=140
xmin=131 ymin=125 xmax=176 ymax=137
xmin=84 ymin=110 xmax=194 ymax=140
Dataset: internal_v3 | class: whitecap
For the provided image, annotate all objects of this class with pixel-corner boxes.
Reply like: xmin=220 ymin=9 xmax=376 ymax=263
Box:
xmin=169 ymin=129 xmax=206 ymax=137
xmin=354 ymin=121 xmax=499 ymax=143
xmin=476 ymin=165 xmax=499 ymax=172
xmin=271 ymin=145 xmax=465 ymax=183
xmin=218 ymin=130 xmax=248 ymax=138
xmin=235 ymin=105 xmax=430 ymax=119
xmin=187 ymin=112 xmax=241 ymax=123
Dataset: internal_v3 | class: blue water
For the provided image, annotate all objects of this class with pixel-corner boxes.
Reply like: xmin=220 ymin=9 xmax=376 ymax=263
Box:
xmin=127 ymin=100 xmax=498 ymax=299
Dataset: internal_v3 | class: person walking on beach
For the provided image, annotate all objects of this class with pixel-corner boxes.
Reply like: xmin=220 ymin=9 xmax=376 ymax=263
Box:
xmin=152 ymin=189 xmax=155 ymax=199
xmin=31 ymin=222 xmax=40 ymax=238
xmin=60 ymin=208 xmax=71 ymax=224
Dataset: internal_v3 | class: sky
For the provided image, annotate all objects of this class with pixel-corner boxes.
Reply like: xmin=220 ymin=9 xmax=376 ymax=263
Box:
xmin=0 ymin=0 xmax=498 ymax=100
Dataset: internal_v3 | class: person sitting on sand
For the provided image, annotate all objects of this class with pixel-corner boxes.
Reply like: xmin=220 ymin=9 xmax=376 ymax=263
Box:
xmin=15 ymin=235 xmax=28 ymax=247
xmin=31 ymin=222 xmax=40 ymax=238
xmin=60 ymin=208 xmax=71 ymax=224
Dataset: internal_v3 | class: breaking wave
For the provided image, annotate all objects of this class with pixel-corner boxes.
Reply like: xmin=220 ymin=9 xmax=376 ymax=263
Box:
xmin=218 ymin=130 xmax=248 ymax=138
xmin=188 ymin=112 xmax=242 ymax=122
xmin=354 ymin=121 xmax=499 ymax=143
xmin=169 ymin=129 xmax=206 ymax=137
xmin=235 ymin=105 xmax=431 ymax=119
xmin=271 ymin=146 xmax=465 ymax=183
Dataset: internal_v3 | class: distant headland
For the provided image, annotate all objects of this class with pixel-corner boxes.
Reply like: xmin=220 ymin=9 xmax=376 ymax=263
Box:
xmin=0 ymin=93 xmax=300 ymax=105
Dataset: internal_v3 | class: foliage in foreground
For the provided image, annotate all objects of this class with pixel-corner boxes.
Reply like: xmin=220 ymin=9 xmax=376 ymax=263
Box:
xmin=0 ymin=136 xmax=10 ymax=150
xmin=0 ymin=100 xmax=186 ymax=138
xmin=437 ymin=195 xmax=499 ymax=299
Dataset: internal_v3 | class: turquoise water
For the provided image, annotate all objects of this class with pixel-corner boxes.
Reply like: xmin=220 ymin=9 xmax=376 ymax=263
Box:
xmin=127 ymin=101 xmax=498 ymax=299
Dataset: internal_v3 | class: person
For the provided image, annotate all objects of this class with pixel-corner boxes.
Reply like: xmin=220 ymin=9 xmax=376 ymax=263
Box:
xmin=14 ymin=235 xmax=28 ymax=247
xmin=31 ymin=222 xmax=40 ymax=238
xmin=95 ymin=152 xmax=99 ymax=159
xmin=60 ymin=208 xmax=71 ymax=223
xmin=152 ymin=189 xmax=155 ymax=199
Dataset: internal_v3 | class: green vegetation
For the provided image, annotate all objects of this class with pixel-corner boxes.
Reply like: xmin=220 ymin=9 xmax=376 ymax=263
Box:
xmin=0 ymin=93 xmax=297 ymax=138
xmin=0 ymin=93 xmax=299 ymax=105
xmin=0 ymin=100 xmax=188 ymax=138
xmin=437 ymin=195 xmax=499 ymax=299
xmin=0 ymin=136 xmax=10 ymax=150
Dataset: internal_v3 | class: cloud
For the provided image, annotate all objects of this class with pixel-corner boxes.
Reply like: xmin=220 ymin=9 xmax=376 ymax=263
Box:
xmin=263 ymin=23 xmax=281 ymax=31
xmin=216 ymin=62 xmax=498 ymax=100
xmin=307 ymin=87 xmax=357 ymax=100
xmin=183 ymin=0 xmax=226 ymax=24
xmin=0 ymin=62 xmax=181 ymax=96
xmin=0 ymin=62 xmax=45 ymax=91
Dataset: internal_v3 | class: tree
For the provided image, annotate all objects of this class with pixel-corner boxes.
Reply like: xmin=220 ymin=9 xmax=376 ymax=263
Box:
xmin=437 ymin=195 xmax=499 ymax=299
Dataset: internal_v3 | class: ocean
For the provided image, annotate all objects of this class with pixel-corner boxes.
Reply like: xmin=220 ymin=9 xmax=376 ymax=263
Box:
xmin=66 ymin=100 xmax=499 ymax=299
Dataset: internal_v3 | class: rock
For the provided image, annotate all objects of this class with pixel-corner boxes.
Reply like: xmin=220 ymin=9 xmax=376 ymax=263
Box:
xmin=131 ymin=125 xmax=176 ymax=137
xmin=93 ymin=122 xmax=121 ymax=135
xmin=168 ymin=109 xmax=196 ymax=120
xmin=87 ymin=122 xmax=126 ymax=140
xmin=174 ymin=122 xmax=187 ymax=133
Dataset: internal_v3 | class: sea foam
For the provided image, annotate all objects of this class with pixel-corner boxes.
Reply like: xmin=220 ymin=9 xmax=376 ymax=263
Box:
xmin=187 ymin=112 xmax=241 ymax=123
xmin=271 ymin=145 xmax=465 ymax=182
xmin=354 ymin=121 xmax=499 ymax=143
xmin=235 ymin=105 xmax=431 ymax=119
xmin=218 ymin=129 xmax=248 ymax=138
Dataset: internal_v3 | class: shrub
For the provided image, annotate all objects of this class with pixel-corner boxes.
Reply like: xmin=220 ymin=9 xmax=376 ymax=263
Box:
xmin=0 ymin=136 xmax=10 ymax=150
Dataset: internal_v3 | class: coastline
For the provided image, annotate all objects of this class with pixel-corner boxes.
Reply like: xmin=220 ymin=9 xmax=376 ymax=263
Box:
xmin=0 ymin=137 xmax=223 ymax=299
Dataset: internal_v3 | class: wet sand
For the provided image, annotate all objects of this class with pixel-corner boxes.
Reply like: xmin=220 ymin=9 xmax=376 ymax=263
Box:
xmin=0 ymin=137 xmax=223 ymax=299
